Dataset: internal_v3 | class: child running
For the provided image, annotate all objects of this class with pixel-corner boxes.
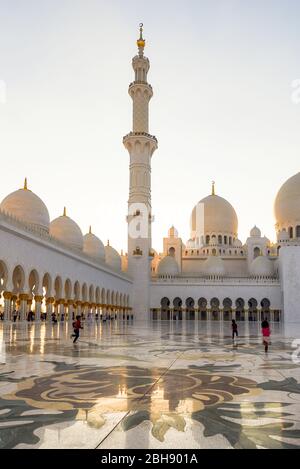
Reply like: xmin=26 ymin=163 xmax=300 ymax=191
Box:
xmin=71 ymin=315 xmax=83 ymax=343
xmin=261 ymin=319 xmax=271 ymax=353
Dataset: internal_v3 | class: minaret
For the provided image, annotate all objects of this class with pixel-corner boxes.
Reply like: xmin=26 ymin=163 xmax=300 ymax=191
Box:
xmin=123 ymin=24 xmax=158 ymax=321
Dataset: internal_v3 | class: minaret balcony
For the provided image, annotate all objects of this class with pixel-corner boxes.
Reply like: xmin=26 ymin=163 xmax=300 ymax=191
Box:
xmin=123 ymin=131 xmax=158 ymax=144
xmin=129 ymin=81 xmax=152 ymax=90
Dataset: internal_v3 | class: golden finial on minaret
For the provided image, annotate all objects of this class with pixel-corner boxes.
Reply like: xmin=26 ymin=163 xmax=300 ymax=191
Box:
xmin=23 ymin=178 xmax=28 ymax=190
xmin=63 ymin=207 xmax=67 ymax=217
xmin=89 ymin=225 xmax=92 ymax=234
xmin=212 ymin=181 xmax=215 ymax=195
xmin=137 ymin=22 xmax=145 ymax=56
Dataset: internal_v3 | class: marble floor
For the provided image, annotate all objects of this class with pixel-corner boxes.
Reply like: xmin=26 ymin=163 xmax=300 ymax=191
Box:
xmin=0 ymin=319 xmax=300 ymax=449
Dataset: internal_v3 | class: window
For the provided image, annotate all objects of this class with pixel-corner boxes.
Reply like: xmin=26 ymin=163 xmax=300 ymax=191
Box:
xmin=289 ymin=226 xmax=293 ymax=239
xmin=218 ymin=235 xmax=222 ymax=244
xmin=229 ymin=236 xmax=232 ymax=245
xmin=296 ymin=226 xmax=300 ymax=237
xmin=224 ymin=236 xmax=227 ymax=244
xmin=206 ymin=235 xmax=210 ymax=244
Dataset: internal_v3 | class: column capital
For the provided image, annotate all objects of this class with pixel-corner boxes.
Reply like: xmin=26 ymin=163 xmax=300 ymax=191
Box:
xmin=34 ymin=295 xmax=43 ymax=302
xmin=19 ymin=293 xmax=28 ymax=301
xmin=3 ymin=291 xmax=12 ymax=300
xmin=46 ymin=297 xmax=55 ymax=304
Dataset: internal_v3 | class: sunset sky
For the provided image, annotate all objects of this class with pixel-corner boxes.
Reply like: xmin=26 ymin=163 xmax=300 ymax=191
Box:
xmin=0 ymin=0 xmax=300 ymax=252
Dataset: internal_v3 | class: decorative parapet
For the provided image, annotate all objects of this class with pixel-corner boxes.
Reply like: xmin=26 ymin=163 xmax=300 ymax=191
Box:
xmin=123 ymin=131 xmax=158 ymax=144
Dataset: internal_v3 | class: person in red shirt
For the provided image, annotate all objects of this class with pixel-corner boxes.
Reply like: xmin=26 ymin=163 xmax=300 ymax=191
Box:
xmin=71 ymin=315 xmax=83 ymax=343
xmin=261 ymin=319 xmax=271 ymax=353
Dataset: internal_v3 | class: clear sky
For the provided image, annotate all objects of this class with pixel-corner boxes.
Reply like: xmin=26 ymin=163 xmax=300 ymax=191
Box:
xmin=0 ymin=0 xmax=299 ymax=252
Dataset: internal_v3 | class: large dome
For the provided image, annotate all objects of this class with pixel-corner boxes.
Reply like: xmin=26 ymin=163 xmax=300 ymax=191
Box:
xmin=274 ymin=172 xmax=300 ymax=228
xmin=190 ymin=193 xmax=238 ymax=237
xmin=202 ymin=255 xmax=226 ymax=277
xmin=50 ymin=209 xmax=83 ymax=250
xmin=105 ymin=243 xmax=121 ymax=271
xmin=0 ymin=180 xmax=50 ymax=233
xmin=83 ymin=227 xmax=105 ymax=262
xmin=249 ymin=256 xmax=274 ymax=277
xmin=157 ymin=255 xmax=179 ymax=277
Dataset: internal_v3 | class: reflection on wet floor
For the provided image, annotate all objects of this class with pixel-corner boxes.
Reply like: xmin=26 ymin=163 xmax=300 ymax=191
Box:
xmin=0 ymin=320 xmax=300 ymax=449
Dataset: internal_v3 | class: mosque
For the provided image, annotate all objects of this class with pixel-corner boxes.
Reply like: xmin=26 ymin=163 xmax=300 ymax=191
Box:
xmin=0 ymin=25 xmax=300 ymax=324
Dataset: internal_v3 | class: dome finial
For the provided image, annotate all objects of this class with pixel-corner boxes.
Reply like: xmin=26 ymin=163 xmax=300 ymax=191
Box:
xmin=137 ymin=22 xmax=145 ymax=56
xmin=23 ymin=178 xmax=28 ymax=190
xmin=107 ymin=239 xmax=110 ymax=246
xmin=212 ymin=180 xmax=215 ymax=195
xmin=63 ymin=206 xmax=67 ymax=217
xmin=89 ymin=225 xmax=92 ymax=234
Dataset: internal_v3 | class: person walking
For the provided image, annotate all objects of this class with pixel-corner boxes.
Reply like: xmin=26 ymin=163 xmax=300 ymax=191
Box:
xmin=232 ymin=319 xmax=238 ymax=341
xmin=71 ymin=315 xmax=83 ymax=344
xmin=261 ymin=319 xmax=271 ymax=353
xmin=12 ymin=309 xmax=18 ymax=322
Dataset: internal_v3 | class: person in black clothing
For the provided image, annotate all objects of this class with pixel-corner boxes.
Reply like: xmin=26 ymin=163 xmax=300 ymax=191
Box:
xmin=232 ymin=319 xmax=238 ymax=341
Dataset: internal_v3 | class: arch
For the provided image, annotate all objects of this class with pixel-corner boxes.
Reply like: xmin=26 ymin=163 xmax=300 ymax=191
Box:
xmin=101 ymin=288 xmax=106 ymax=304
xmin=95 ymin=287 xmax=101 ymax=304
xmin=89 ymin=284 xmax=95 ymax=303
xmin=74 ymin=281 xmax=80 ymax=300
xmin=106 ymin=289 xmax=111 ymax=306
xmin=206 ymin=235 xmax=210 ymax=245
xmin=111 ymin=291 xmax=115 ymax=306
xmin=229 ymin=236 xmax=232 ymax=245
xmin=42 ymin=273 xmax=52 ymax=297
xmin=81 ymin=283 xmax=88 ymax=302
xmin=224 ymin=235 xmax=227 ymax=245
xmin=54 ymin=276 xmax=62 ymax=299
xmin=248 ymin=297 xmax=258 ymax=322
xmin=261 ymin=298 xmax=271 ymax=321
xmin=168 ymin=247 xmax=175 ymax=257
xmin=161 ymin=297 xmax=170 ymax=320
xmin=296 ymin=226 xmax=300 ymax=238
xmin=235 ymin=297 xmax=245 ymax=321
xmin=218 ymin=235 xmax=222 ymax=244
xmin=0 ymin=260 xmax=8 ymax=291
xmin=116 ymin=292 xmax=119 ymax=306
xmin=198 ymin=297 xmax=207 ymax=320
xmin=12 ymin=265 xmax=25 ymax=293
xmin=253 ymin=247 xmax=261 ymax=259
xmin=223 ymin=297 xmax=232 ymax=321
xmin=64 ymin=278 xmax=72 ymax=299
xmin=173 ymin=297 xmax=182 ymax=320
xmin=28 ymin=269 xmax=39 ymax=295
xmin=289 ymin=226 xmax=293 ymax=239
xmin=210 ymin=297 xmax=220 ymax=320
xmin=186 ymin=297 xmax=195 ymax=320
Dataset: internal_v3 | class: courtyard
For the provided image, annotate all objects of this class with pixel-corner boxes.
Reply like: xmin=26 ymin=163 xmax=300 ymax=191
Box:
xmin=0 ymin=320 xmax=300 ymax=449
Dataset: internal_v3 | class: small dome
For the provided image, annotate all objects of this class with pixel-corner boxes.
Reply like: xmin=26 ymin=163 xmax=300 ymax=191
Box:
xmin=250 ymin=225 xmax=261 ymax=237
xmin=186 ymin=238 xmax=195 ymax=248
xmin=249 ymin=256 xmax=274 ymax=277
xmin=83 ymin=227 xmax=105 ymax=261
xmin=0 ymin=180 xmax=50 ymax=233
xmin=203 ymin=255 xmax=226 ymax=277
xmin=105 ymin=243 xmax=121 ymax=270
xmin=157 ymin=255 xmax=179 ymax=276
xmin=274 ymin=172 xmax=300 ymax=228
xmin=190 ymin=193 xmax=238 ymax=237
xmin=50 ymin=209 xmax=83 ymax=250
xmin=233 ymin=238 xmax=242 ymax=247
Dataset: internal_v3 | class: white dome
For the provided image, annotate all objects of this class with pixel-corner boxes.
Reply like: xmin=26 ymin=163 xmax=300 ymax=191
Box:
xmin=50 ymin=211 xmax=83 ymax=250
xmin=249 ymin=256 xmax=274 ymax=277
xmin=83 ymin=228 xmax=105 ymax=261
xmin=157 ymin=255 xmax=179 ymax=276
xmin=233 ymin=238 xmax=242 ymax=247
xmin=191 ymin=193 xmax=238 ymax=236
xmin=274 ymin=172 xmax=300 ymax=227
xmin=277 ymin=229 xmax=289 ymax=242
xmin=203 ymin=255 xmax=226 ymax=277
xmin=0 ymin=182 xmax=50 ymax=233
xmin=105 ymin=244 xmax=121 ymax=271
xmin=250 ymin=225 xmax=261 ymax=237
xmin=186 ymin=238 xmax=195 ymax=248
